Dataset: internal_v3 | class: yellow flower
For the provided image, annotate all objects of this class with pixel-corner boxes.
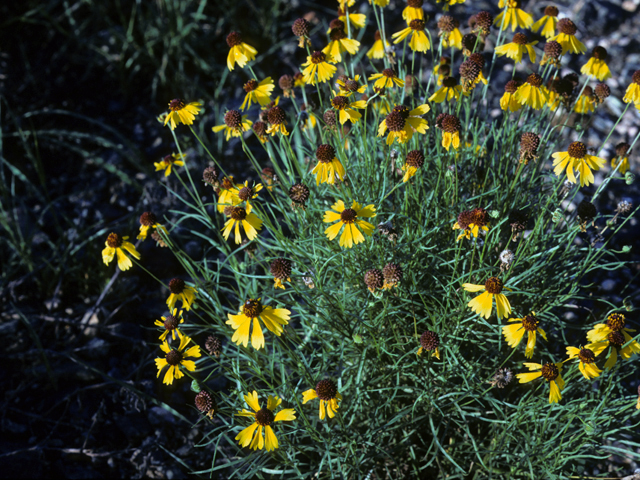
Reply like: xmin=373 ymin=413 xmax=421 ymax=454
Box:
xmin=463 ymin=277 xmax=511 ymax=319
xmin=417 ymin=331 xmax=441 ymax=359
xmin=226 ymin=298 xmax=290 ymax=350
xmin=226 ymin=31 xmax=257 ymax=71
xmin=265 ymin=106 xmax=289 ymax=136
xmin=212 ymin=110 xmax=253 ymax=141
xmin=552 ymin=141 xmax=606 ymax=187
xmin=228 ymin=181 xmax=263 ymax=209
xmin=137 ymin=211 xmax=166 ymax=240
xmin=166 ymin=278 xmax=197 ymax=311
xmin=611 ymin=142 xmax=631 ymax=175
xmin=402 ymin=0 xmax=424 ymax=21
xmin=369 ymin=0 xmax=389 ymax=6
xmin=235 ymin=391 xmax=296 ymax=451
xmin=222 ymin=205 xmax=263 ymax=245
xmin=494 ymin=0 xmax=533 ymax=32
xmin=323 ymin=200 xmax=376 ymax=249
xmin=438 ymin=114 xmax=461 ymax=151
xmin=323 ymin=27 xmax=360 ymax=62
xmin=154 ymin=153 xmax=186 ymax=177
xmin=378 ymin=104 xmax=430 ymax=145
xmin=623 ymin=70 xmax=640 ymax=104
xmin=338 ymin=7 xmax=366 ymax=29
xmin=494 ymin=33 xmax=537 ymax=64
xmin=367 ymin=31 xmax=390 ymax=59
xmin=154 ymin=334 xmax=201 ymax=385
xmin=580 ymin=47 xmax=612 ymax=81
xmin=566 ymin=345 xmax=603 ymax=380
xmin=369 ymin=68 xmax=405 ymax=90
xmin=302 ymin=51 xmax=337 ymax=85
xmin=401 ymin=150 xmax=425 ymax=183
xmin=392 ymin=19 xmax=430 ymax=53
xmin=515 ymin=73 xmax=549 ymax=110
xmin=500 ymin=80 xmax=523 ymax=112
xmin=436 ymin=0 xmax=465 ymax=11
xmin=531 ymin=6 xmax=558 ymax=39
xmin=336 ymin=74 xmax=367 ymax=96
xmin=154 ymin=308 xmax=185 ymax=342
xmin=440 ymin=24 xmax=463 ymax=50
xmin=302 ymin=380 xmax=342 ymax=420
xmin=516 ymin=362 xmax=565 ymax=404
xmin=429 ymin=77 xmax=462 ymax=103
xmin=163 ymin=99 xmax=202 ymax=131
xmin=270 ymin=258 xmax=292 ymax=290
xmin=502 ymin=313 xmax=547 ymax=359
xmin=574 ymin=88 xmax=596 ymax=114
xmin=102 ymin=233 xmax=140 ymax=271
xmin=452 ymin=207 xmax=490 ymax=241
xmin=240 ymin=77 xmax=274 ymax=111
xmin=216 ymin=176 xmax=242 ymax=213
xmin=311 ymin=144 xmax=346 ymax=185
xmin=586 ymin=313 xmax=640 ymax=369
xmin=550 ymin=18 xmax=586 ymax=55
xmin=331 ymin=94 xmax=366 ymax=125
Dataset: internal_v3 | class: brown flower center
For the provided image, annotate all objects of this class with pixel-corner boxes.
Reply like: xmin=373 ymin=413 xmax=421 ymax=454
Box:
xmin=340 ymin=208 xmax=357 ymax=223
xmin=238 ymin=186 xmax=253 ymax=201
xmin=606 ymin=313 xmax=626 ymax=331
xmin=243 ymin=79 xmax=258 ymax=92
xmin=330 ymin=28 xmax=347 ymax=41
xmin=443 ymin=76 xmax=458 ymax=88
xmin=230 ymin=206 xmax=247 ymax=221
xmin=567 ymin=141 xmax=587 ymax=159
xmin=331 ymin=95 xmax=349 ymax=110
xmin=441 ymin=114 xmax=461 ymax=133
xmin=578 ymin=348 xmax=596 ymax=364
xmin=607 ymin=331 xmax=624 ymax=347
xmin=592 ymin=46 xmax=607 ymax=60
xmin=255 ymin=407 xmax=275 ymax=426
xmin=544 ymin=41 xmax=562 ymax=59
xmin=267 ymin=106 xmax=286 ymax=125
xmin=406 ymin=150 xmax=424 ymax=168
xmin=484 ymin=277 xmax=503 ymax=294
xmin=558 ymin=18 xmax=577 ymax=35
xmin=139 ymin=211 xmax=157 ymax=227
xmin=106 ymin=232 xmax=123 ymax=249
xmin=166 ymin=349 xmax=183 ymax=366
xmin=526 ymin=73 xmax=543 ymax=87
xmin=541 ymin=363 xmax=559 ymax=381
xmin=168 ymin=99 xmax=185 ymax=111
xmin=169 ymin=278 xmax=185 ymax=294
xmin=316 ymin=379 xmax=338 ymax=400
xmin=316 ymin=144 xmax=336 ymax=163
xmin=513 ymin=33 xmax=527 ymax=45
xmin=382 ymin=68 xmax=397 ymax=78
xmin=226 ymin=31 xmax=242 ymax=47
xmin=409 ymin=19 xmax=425 ymax=31
xmin=164 ymin=315 xmax=179 ymax=331
xmin=224 ymin=110 xmax=242 ymax=129
xmin=345 ymin=79 xmax=359 ymax=92
xmin=311 ymin=51 xmax=327 ymax=64
xmin=419 ymin=331 xmax=440 ymax=351
xmin=385 ymin=111 xmax=406 ymax=132
xmin=632 ymin=70 xmax=640 ymax=85
xmin=544 ymin=6 xmax=559 ymax=16
xmin=521 ymin=315 xmax=539 ymax=332
xmin=243 ymin=299 xmax=263 ymax=318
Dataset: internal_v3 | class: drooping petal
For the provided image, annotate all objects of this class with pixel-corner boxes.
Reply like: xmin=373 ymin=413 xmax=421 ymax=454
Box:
xmin=264 ymin=425 xmax=278 ymax=451
xmin=236 ymin=422 xmax=259 ymax=447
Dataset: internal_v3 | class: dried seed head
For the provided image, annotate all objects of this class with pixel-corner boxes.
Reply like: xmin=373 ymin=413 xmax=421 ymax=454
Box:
xmin=315 ymin=379 xmax=338 ymax=401
xmin=606 ymin=313 xmax=626 ymax=331
xmin=203 ymin=166 xmax=219 ymax=186
xmin=468 ymin=53 xmax=485 ymax=68
xmin=521 ymin=314 xmax=539 ymax=332
xmin=382 ymin=262 xmax=403 ymax=287
xmin=462 ymin=33 xmax=479 ymax=53
xmin=224 ymin=110 xmax=243 ymax=129
xmin=323 ymin=109 xmax=337 ymax=126
xmin=420 ymin=331 xmax=440 ymax=351
xmin=151 ymin=231 xmax=168 ymax=247
xmin=617 ymin=200 xmax=632 ymax=214
xmin=489 ymin=367 xmax=513 ymax=388
xmin=504 ymin=79 xmax=521 ymax=94
xmin=438 ymin=15 xmax=458 ymax=33
xmin=512 ymin=33 xmax=528 ymax=45
xmin=169 ymin=278 xmax=186 ymax=294
xmin=310 ymin=51 xmax=327 ymax=64
xmin=441 ymin=114 xmax=461 ymax=133
xmin=520 ymin=132 xmax=540 ymax=154
xmin=139 ymin=211 xmax=157 ymax=227
xmin=253 ymin=121 xmax=267 ymax=137
xmin=459 ymin=60 xmax=481 ymax=81
xmin=292 ymin=18 xmax=311 ymax=37
xmin=364 ymin=268 xmax=384 ymax=291
xmin=484 ymin=277 xmax=503 ymax=294
xmin=568 ymin=141 xmax=587 ymax=159
xmin=615 ymin=142 xmax=630 ymax=157
xmin=255 ymin=407 xmax=275 ymax=426
xmin=544 ymin=41 xmax=563 ymax=59
xmin=267 ymin=106 xmax=286 ymax=125
xmin=226 ymin=31 xmax=242 ymax=48
xmin=557 ymin=18 xmax=577 ymax=35
xmin=577 ymin=200 xmax=597 ymax=221
xmin=607 ymin=330 xmax=625 ymax=347
xmin=316 ymin=144 xmax=336 ymax=163
xmin=540 ymin=363 xmax=559 ymax=381
xmin=509 ymin=209 xmax=529 ymax=232
xmin=195 ymin=391 xmax=213 ymax=413
xmin=594 ymin=83 xmax=610 ymax=101
xmin=473 ymin=11 xmax=493 ymax=35
xmin=409 ymin=19 xmax=425 ymax=31
xmin=279 ymin=74 xmax=294 ymax=91
xmin=289 ymin=182 xmax=310 ymax=207
xmin=526 ymin=73 xmax=543 ymax=87
xmin=205 ymin=335 xmax=222 ymax=356
xmin=406 ymin=150 xmax=424 ymax=169
xmin=270 ymin=258 xmax=292 ymax=280
xmin=499 ymin=249 xmax=515 ymax=265
xmin=385 ymin=111 xmax=406 ymax=132
xmin=544 ymin=5 xmax=559 ymax=16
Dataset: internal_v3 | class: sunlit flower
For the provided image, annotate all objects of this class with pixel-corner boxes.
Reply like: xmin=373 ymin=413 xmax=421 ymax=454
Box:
xmin=336 ymin=74 xmax=367 ymax=96
xmin=102 ymin=233 xmax=140 ymax=271
xmin=574 ymin=87 xmax=596 ymax=114
xmin=402 ymin=150 xmax=424 ymax=182
xmin=392 ymin=19 xmax=431 ymax=53
xmin=338 ymin=6 xmax=366 ymax=29
xmin=228 ymin=181 xmax=263 ymax=209
xmin=540 ymin=40 xmax=563 ymax=67
xmin=417 ymin=330 xmax=441 ymax=359
xmin=550 ymin=18 xmax=586 ymax=55
xmin=163 ymin=99 xmax=202 ymax=130
xmin=515 ymin=73 xmax=549 ymax=110
xmin=154 ymin=334 xmax=201 ymax=385
xmin=516 ymin=362 xmax=565 ymax=404
xmin=302 ymin=51 xmax=337 ymax=85
xmin=212 ymin=110 xmax=253 ymax=140
xmin=589 ymin=329 xmax=640 ymax=370
xmin=402 ymin=0 xmax=424 ymax=21
xmin=463 ymin=277 xmax=511 ymax=319
xmin=240 ymin=77 xmax=274 ymax=111
xmin=323 ymin=26 xmax=360 ymax=62
xmin=222 ymin=205 xmax=263 ymax=245
xmin=452 ymin=207 xmax=489 ymax=241
xmin=552 ymin=141 xmax=606 ymax=187
xmin=312 ymin=144 xmax=346 ymax=185
xmin=367 ymin=31 xmax=390 ymax=59
xmin=154 ymin=153 xmax=186 ymax=177
xmin=623 ymin=70 xmax=640 ymax=104
xmin=235 ymin=391 xmax=295 ymax=451
xmin=226 ymin=31 xmax=257 ymax=71
xmin=611 ymin=142 xmax=631 ymax=175
xmin=378 ymin=104 xmax=430 ymax=145
xmin=331 ymin=94 xmax=366 ymax=125
xmin=270 ymin=258 xmax=292 ymax=290
xmin=226 ymin=298 xmax=290 ymax=350
xmin=502 ymin=312 xmax=547 ymax=359
xmin=323 ymin=200 xmax=376 ymax=249
xmin=494 ymin=0 xmax=533 ymax=32
xmin=429 ymin=76 xmax=462 ymax=103
xmin=438 ymin=113 xmax=461 ymax=151
xmin=500 ymin=79 xmax=523 ymax=112
xmin=437 ymin=0 xmax=465 ymax=11
xmin=302 ymin=380 xmax=342 ymax=420
xmin=494 ymin=33 xmax=537 ymax=64
xmin=216 ymin=176 xmax=242 ymax=213
xmin=265 ymin=106 xmax=289 ymax=136
xmin=154 ymin=308 xmax=185 ymax=341
xmin=566 ymin=344 xmax=603 ymax=380
xmin=369 ymin=68 xmax=405 ymax=90
xmin=531 ymin=6 xmax=558 ymax=39
xmin=166 ymin=278 xmax=197 ymax=311
xmin=137 ymin=211 xmax=166 ymax=241
xmin=437 ymin=15 xmax=462 ymax=50
xmin=580 ymin=47 xmax=611 ymax=81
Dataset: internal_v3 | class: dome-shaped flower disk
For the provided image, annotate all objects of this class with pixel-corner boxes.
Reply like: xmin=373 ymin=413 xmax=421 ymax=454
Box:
xmin=163 ymin=99 xmax=202 ymax=130
xmin=302 ymin=380 xmax=342 ymax=420
xmin=235 ymin=391 xmax=296 ymax=451
xmin=226 ymin=31 xmax=257 ymax=71
xmin=154 ymin=334 xmax=201 ymax=385
xmin=502 ymin=312 xmax=547 ymax=358
xmin=463 ymin=277 xmax=511 ymax=319
xmin=516 ymin=362 xmax=565 ymax=404
xmin=226 ymin=299 xmax=291 ymax=350
xmin=102 ymin=233 xmax=141 ymax=271
xmin=323 ymin=200 xmax=376 ymax=249
xmin=301 ymin=51 xmax=337 ymax=85
xmin=552 ymin=141 xmax=606 ymax=187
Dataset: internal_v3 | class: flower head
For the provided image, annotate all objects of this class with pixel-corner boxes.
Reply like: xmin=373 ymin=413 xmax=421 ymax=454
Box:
xmin=494 ymin=32 xmax=537 ymax=64
xmin=163 ymin=99 xmax=202 ymax=130
xmin=392 ymin=19 xmax=431 ymax=53
xmin=580 ymin=47 xmax=611 ymax=81
xmin=515 ymin=73 xmax=549 ymax=110
xmin=532 ymin=5 xmax=558 ymax=39
xmin=550 ymin=18 xmax=586 ymax=55
xmin=494 ymin=0 xmax=533 ymax=32
xmin=369 ymin=68 xmax=405 ymax=90
xmin=302 ymin=380 xmax=342 ymax=420
xmin=453 ymin=207 xmax=489 ymax=240
xmin=566 ymin=344 xmax=603 ymax=380
xmin=402 ymin=150 xmax=425 ymax=182
xmin=240 ymin=77 xmax=274 ymax=110
xmin=463 ymin=277 xmax=512 ymax=319
xmin=323 ymin=26 xmax=360 ymax=63
xmin=166 ymin=277 xmax=197 ymax=311
xmin=212 ymin=110 xmax=253 ymax=140
xmin=154 ymin=153 xmax=186 ymax=177
xmin=323 ymin=200 xmax=376 ymax=249
xmin=382 ymin=262 xmax=403 ymax=290
xmin=611 ymin=142 xmax=631 ymax=175
xmin=364 ymin=268 xmax=384 ymax=293
xmin=102 ymin=233 xmax=140 ymax=271
xmin=266 ymin=106 xmax=289 ymax=136
xmin=302 ymin=51 xmax=337 ymax=85
xmin=137 ymin=211 xmax=166 ymax=241
xmin=367 ymin=30 xmax=390 ymax=59
xmin=154 ymin=308 xmax=185 ymax=341
xmin=235 ymin=391 xmax=296 ymax=451
xmin=574 ymin=86 xmax=596 ymax=114
xmin=378 ymin=104 xmax=430 ymax=145
xmin=270 ymin=258 xmax=292 ymax=290
xmin=226 ymin=31 xmax=258 ymax=71
xmin=312 ymin=144 xmax=346 ymax=185
xmin=502 ymin=312 xmax=547 ymax=358
xmin=336 ymin=74 xmax=366 ymax=96
xmin=500 ymin=79 xmax=523 ymax=112
xmin=226 ymin=298 xmax=291 ymax=350
xmin=623 ymin=70 xmax=640 ymax=104
xmin=417 ymin=330 xmax=441 ymax=359
xmin=429 ymin=76 xmax=463 ymax=103
xmin=437 ymin=16 xmax=462 ymax=50
xmin=586 ymin=313 xmax=640 ymax=369
xmin=552 ymin=141 xmax=606 ymax=187
xmin=438 ymin=114 xmax=461 ymax=151
xmin=516 ymin=361 xmax=565 ymax=403
xmin=154 ymin=334 xmax=201 ymax=385
xmin=222 ymin=205 xmax=263 ymax=244
xmin=541 ymin=40 xmax=563 ymax=67
xmin=402 ymin=0 xmax=424 ymax=21
xmin=331 ymin=94 xmax=366 ymax=125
